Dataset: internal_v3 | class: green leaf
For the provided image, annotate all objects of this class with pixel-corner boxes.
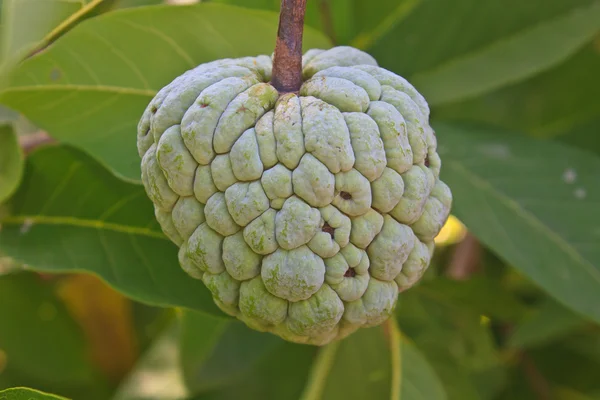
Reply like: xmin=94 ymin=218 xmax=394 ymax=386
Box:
xmin=435 ymin=43 xmax=600 ymax=138
xmin=437 ymin=123 xmax=600 ymax=323
xmin=396 ymin=281 xmax=505 ymax=400
xmin=0 ymin=387 xmax=68 ymax=400
xmin=0 ymin=145 xmax=221 ymax=315
xmin=184 ymin=323 xmax=316 ymax=400
xmin=112 ymin=321 xmax=189 ymax=400
xmin=0 ymin=124 xmax=22 ymax=202
xmin=398 ymin=336 xmax=447 ymax=400
xmin=367 ymin=0 xmax=600 ymax=105
xmin=0 ymin=3 xmax=331 ymax=182
xmin=415 ymin=277 xmax=529 ymax=322
xmin=111 ymin=0 xmax=164 ymax=8
xmin=208 ymin=0 xmax=421 ymax=49
xmin=0 ymin=273 xmax=96 ymax=388
xmin=508 ymin=299 xmax=586 ymax=349
xmin=180 ymin=311 xmax=281 ymax=394
xmin=299 ymin=321 xmax=446 ymax=400
xmin=557 ymin=117 xmax=600 ymax=157
xmin=0 ymin=0 xmax=103 ymax=66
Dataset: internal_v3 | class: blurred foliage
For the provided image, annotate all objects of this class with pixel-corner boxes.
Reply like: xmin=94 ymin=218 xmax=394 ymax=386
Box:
xmin=0 ymin=1 xmax=599 ymax=399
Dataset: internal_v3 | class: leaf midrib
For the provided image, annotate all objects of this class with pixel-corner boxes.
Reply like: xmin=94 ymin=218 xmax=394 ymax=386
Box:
xmin=447 ymin=158 xmax=600 ymax=283
xmin=1 ymin=214 xmax=166 ymax=239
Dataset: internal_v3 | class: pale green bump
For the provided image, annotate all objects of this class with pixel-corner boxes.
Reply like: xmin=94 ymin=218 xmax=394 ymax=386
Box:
xmin=367 ymin=215 xmax=416 ymax=281
xmin=243 ymin=209 xmax=278 ymax=255
xmin=154 ymin=207 xmax=183 ymax=246
xmin=432 ymin=178 xmax=452 ymax=210
xmin=156 ymin=124 xmax=198 ymax=196
xmin=320 ymin=204 xmax=351 ymax=248
xmin=141 ymin=144 xmax=178 ymax=211
xmin=204 ymin=192 xmax=241 ymax=236
xmin=427 ymin=149 xmax=442 ymax=179
xmin=342 ymin=278 xmax=398 ymax=327
xmin=214 ymin=83 xmax=279 ymax=153
xmin=300 ymin=76 xmax=370 ymax=112
xmin=171 ymin=196 xmax=205 ymax=240
xmin=239 ymin=276 xmax=288 ymax=326
xmin=324 ymin=254 xmax=348 ymax=286
xmin=350 ymin=209 xmax=384 ymax=249
xmin=261 ymin=164 xmax=293 ymax=209
xmin=181 ymin=76 xmax=258 ymax=164
xmin=306 ymin=326 xmax=340 ymax=346
xmin=302 ymin=46 xmax=378 ymax=79
xmin=301 ymin=96 xmax=355 ymax=173
xmin=222 ymin=231 xmax=262 ymax=280
xmin=330 ymin=270 xmax=369 ymax=303
xmin=411 ymin=180 xmax=452 ymax=242
xmin=329 ymin=244 xmax=370 ymax=302
xmin=225 ymin=181 xmax=270 ymax=227
xmin=178 ymin=243 xmax=204 ymax=280
xmin=308 ymin=232 xmax=340 ymax=259
xmin=395 ymin=240 xmax=431 ymax=291
xmin=389 ymin=165 xmax=434 ymax=225
xmin=370 ymin=167 xmax=404 ymax=213
xmin=186 ymin=222 xmax=225 ymax=274
xmin=340 ymin=243 xmax=367 ymax=272
xmin=367 ymin=101 xmax=413 ymax=175
xmin=332 ymin=169 xmax=372 ymax=216
xmin=230 ymin=54 xmax=273 ymax=81
xmin=275 ymin=196 xmax=322 ymax=250
xmin=273 ymin=324 xmax=310 ymax=345
xmin=261 ymin=246 xmax=325 ymax=301
xmin=274 ymin=94 xmax=304 ymax=169
xmin=380 ymin=86 xmax=428 ymax=164
xmin=152 ymin=65 xmax=254 ymax=141
xmin=353 ymin=64 xmax=430 ymax=119
xmin=137 ymin=107 xmax=153 ymax=157
xmin=286 ymin=284 xmax=344 ymax=336
xmin=314 ymin=66 xmax=382 ymax=101
xmin=255 ymin=111 xmax=278 ymax=168
xmin=210 ymin=154 xmax=237 ymax=192
xmin=193 ymin=164 xmax=218 ymax=204
xmin=344 ymin=112 xmax=386 ymax=182
xmin=203 ymin=270 xmax=241 ymax=314
xmin=292 ymin=153 xmax=335 ymax=207
xmin=301 ymin=48 xmax=325 ymax=67
xmin=230 ymin=128 xmax=263 ymax=181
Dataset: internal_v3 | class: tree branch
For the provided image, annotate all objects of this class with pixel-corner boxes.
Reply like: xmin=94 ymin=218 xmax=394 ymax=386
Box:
xmin=271 ymin=0 xmax=307 ymax=93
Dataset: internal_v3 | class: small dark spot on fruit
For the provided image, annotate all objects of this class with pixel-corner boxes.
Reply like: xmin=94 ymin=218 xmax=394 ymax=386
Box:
xmin=424 ymin=156 xmax=430 ymax=167
xmin=340 ymin=191 xmax=352 ymax=200
xmin=322 ymin=223 xmax=335 ymax=238
xmin=151 ymin=106 xmax=158 ymax=114
xmin=344 ymin=268 xmax=356 ymax=278
xmin=200 ymin=103 xmax=209 ymax=108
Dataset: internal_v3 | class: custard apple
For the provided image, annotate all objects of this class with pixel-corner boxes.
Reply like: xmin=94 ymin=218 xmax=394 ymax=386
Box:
xmin=137 ymin=46 xmax=452 ymax=346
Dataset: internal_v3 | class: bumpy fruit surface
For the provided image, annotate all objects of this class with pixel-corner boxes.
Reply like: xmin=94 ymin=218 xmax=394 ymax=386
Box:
xmin=137 ymin=46 xmax=452 ymax=345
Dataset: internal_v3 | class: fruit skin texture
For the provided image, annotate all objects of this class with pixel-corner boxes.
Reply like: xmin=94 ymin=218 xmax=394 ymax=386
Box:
xmin=137 ymin=46 xmax=452 ymax=346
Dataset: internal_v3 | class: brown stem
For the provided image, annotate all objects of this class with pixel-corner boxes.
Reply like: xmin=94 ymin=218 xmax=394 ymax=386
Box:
xmin=520 ymin=351 xmax=552 ymax=400
xmin=19 ymin=131 xmax=54 ymax=154
xmin=446 ymin=233 xmax=481 ymax=280
xmin=271 ymin=0 xmax=307 ymax=93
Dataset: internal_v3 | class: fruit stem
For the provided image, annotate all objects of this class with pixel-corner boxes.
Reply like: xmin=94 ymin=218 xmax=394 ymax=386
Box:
xmin=271 ymin=0 xmax=307 ymax=93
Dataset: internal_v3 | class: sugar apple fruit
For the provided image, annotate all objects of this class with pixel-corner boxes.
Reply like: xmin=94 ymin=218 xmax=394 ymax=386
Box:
xmin=137 ymin=46 xmax=452 ymax=346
